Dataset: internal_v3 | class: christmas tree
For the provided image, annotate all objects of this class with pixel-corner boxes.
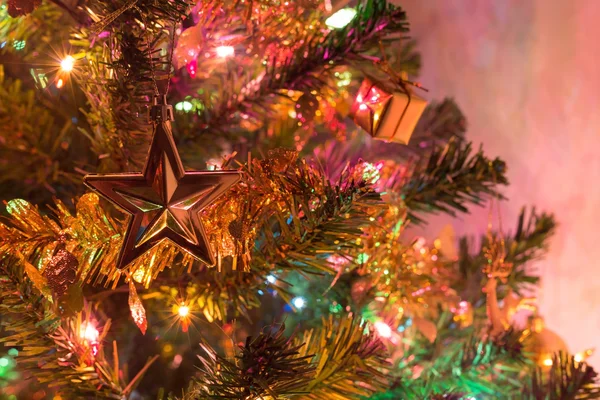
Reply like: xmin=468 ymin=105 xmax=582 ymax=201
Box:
xmin=0 ymin=0 xmax=598 ymax=398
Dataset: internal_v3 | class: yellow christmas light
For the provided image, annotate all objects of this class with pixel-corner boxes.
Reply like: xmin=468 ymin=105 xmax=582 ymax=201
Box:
xmin=575 ymin=348 xmax=594 ymax=363
xmin=81 ymin=321 xmax=99 ymax=342
xmin=60 ymin=55 xmax=75 ymax=72
xmin=177 ymin=303 xmax=190 ymax=318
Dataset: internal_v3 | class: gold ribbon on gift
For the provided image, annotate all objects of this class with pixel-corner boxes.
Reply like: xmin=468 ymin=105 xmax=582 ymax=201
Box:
xmin=369 ymin=40 xmax=428 ymax=141
xmin=378 ymin=65 xmax=426 ymax=141
xmin=352 ymin=78 xmax=393 ymax=134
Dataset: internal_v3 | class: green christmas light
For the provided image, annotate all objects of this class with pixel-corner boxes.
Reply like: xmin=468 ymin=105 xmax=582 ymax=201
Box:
xmin=175 ymin=100 xmax=194 ymax=112
xmin=325 ymin=8 xmax=357 ymax=29
xmin=12 ymin=40 xmax=26 ymax=50
xmin=356 ymin=253 xmax=369 ymax=264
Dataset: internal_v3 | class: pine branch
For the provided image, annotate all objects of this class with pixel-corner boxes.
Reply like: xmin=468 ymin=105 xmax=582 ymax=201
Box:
xmin=401 ymin=138 xmax=508 ymax=224
xmin=151 ymin=154 xmax=385 ymax=322
xmin=185 ymin=315 xmax=388 ymax=399
xmin=190 ymin=323 xmax=316 ymax=399
xmin=506 ymin=207 xmax=556 ymax=292
xmin=254 ymin=157 xmax=384 ymax=274
xmin=409 ymin=99 xmax=467 ymax=151
xmin=63 ymin=1 xmax=192 ymax=170
xmin=388 ymin=328 xmax=527 ymax=398
xmin=390 ymin=38 xmax=422 ymax=77
xmin=0 ymin=194 xmax=129 ymax=289
xmin=1 ymin=149 xmax=383 ymax=322
xmin=0 ymin=258 xmax=125 ymax=398
xmin=0 ymin=67 xmax=84 ymax=202
xmin=307 ymin=98 xmax=467 ymax=186
xmin=295 ymin=315 xmax=390 ymax=399
xmin=524 ymin=352 xmax=600 ymax=400
xmin=0 ymin=2 xmax=72 ymax=62
xmin=184 ymin=0 xmax=408 ymax=139
xmin=456 ymin=207 xmax=557 ymax=304
xmin=458 ymin=329 xmax=525 ymax=371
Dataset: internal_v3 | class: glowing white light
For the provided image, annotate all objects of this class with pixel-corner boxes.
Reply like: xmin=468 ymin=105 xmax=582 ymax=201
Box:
xmin=325 ymin=8 xmax=357 ymax=29
xmin=575 ymin=353 xmax=583 ymax=362
xmin=374 ymin=321 xmax=393 ymax=338
xmin=60 ymin=55 xmax=75 ymax=72
xmin=216 ymin=45 xmax=235 ymax=58
xmin=178 ymin=304 xmax=190 ymax=317
xmin=56 ymin=78 xmax=64 ymax=89
xmin=543 ymin=358 xmax=553 ymax=366
xmin=292 ymin=297 xmax=306 ymax=309
xmin=175 ymin=101 xmax=193 ymax=112
xmin=81 ymin=322 xmax=99 ymax=342
xmin=266 ymin=275 xmax=276 ymax=284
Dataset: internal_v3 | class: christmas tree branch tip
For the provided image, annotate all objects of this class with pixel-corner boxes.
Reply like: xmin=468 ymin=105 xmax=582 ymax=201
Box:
xmin=187 ymin=315 xmax=389 ymax=399
xmin=401 ymin=138 xmax=508 ymax=224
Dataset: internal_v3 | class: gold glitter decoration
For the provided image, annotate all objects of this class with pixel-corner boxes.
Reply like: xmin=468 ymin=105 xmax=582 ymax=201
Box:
xmin=43 ymin=244 xmax=78 ymax=299
xmin=205 ymin=148 xmax=297 ymax=272
xmin=483 ymin=203 xmax=514 ymax=337
xmin=7 ymin=0 xmax=41 ymax=18
xmin=19 ymin=253 xmax=51 ymax=298
xmin=483 ymin=231 xmax=513 ymax=283
xmin=128 ymin=278 xmax=148 ymax=335
xmin=1 ymin=147 xmax=385 ymax=292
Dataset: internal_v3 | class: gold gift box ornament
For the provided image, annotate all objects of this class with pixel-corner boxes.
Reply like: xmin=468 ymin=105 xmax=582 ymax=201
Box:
xmin=350 ymin=77 xmax=428 ymax=144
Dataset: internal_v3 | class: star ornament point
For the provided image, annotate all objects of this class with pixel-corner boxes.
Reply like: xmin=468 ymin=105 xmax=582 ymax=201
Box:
xmin=84 ymin=121 xmax=241 ymax=269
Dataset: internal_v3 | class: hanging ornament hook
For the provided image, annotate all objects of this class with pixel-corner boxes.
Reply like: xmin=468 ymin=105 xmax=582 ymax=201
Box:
xmin=150 ymin=94 xmax=174 ymax=123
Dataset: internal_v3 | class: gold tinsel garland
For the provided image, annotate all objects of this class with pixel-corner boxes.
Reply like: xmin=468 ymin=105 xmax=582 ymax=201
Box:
xmin=1 ymin=150 xmax=385 ymax=294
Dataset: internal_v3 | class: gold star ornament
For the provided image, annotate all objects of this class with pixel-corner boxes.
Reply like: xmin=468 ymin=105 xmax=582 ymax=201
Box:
xmin=84 ymin=97 xmax=241 ymax=269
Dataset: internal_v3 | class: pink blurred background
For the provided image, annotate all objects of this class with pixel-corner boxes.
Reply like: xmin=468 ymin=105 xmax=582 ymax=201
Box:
xmin=401 ymin=0 xmax=600 ymax=367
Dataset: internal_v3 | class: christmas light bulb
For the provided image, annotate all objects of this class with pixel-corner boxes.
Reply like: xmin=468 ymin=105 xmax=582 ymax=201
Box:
xmin=325 ymin=8 xmax=357 ymax=29
xmin=374 ymin=321 xmax=393 ymax=338
xmin=60 ymin=55 xmax=75 ymax=72
xmin=266 ymin=275 xmax=276 ymax=284
xmin=56 ymin=78 xmax=64 ymax=89
xmin=292 ymin=296 xmax=306 ymax=309
xmin=81 ymin=322 xmax=99 ymax=342
xmin=216 ymin=45 xmax=234 ymax=58
xmin=175 ymin=101 xmax=193 ymax=112
xmin=543 ymin=358 xmax=553 ymax=366
xmin=186 ymin=59 xmax=197 ymax=78
xmin=574 ymin=353 xmax=583 ymax=362
xmin=177 ymin=304 xmax=190 ymax=317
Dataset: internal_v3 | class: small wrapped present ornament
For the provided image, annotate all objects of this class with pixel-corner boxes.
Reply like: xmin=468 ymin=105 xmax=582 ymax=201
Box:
xmin=7 ymin=0 xmax=42 ymax=17
xmin=350 ymin=77 xmax=427 ymax=144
